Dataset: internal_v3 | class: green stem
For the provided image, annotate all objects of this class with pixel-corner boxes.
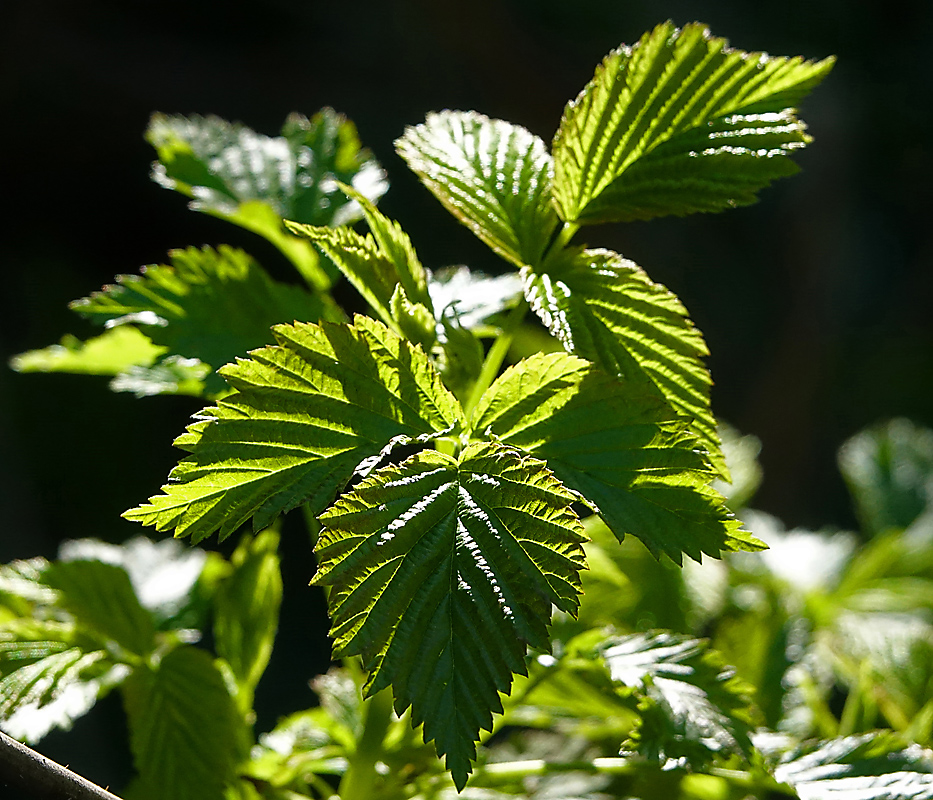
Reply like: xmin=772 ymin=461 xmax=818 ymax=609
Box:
xmin=463 ymin=301 xmax=528 ymax=419
xmin=338 ymin=688 xmax=394 ymax=800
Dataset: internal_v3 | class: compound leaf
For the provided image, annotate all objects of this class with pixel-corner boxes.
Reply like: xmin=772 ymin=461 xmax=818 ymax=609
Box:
xmin=598 ymin=631 xmax=759 ymax=766
xmin=147 ymin=109 xmax=387 ymax=289
xmin=123 ymin=645 xmax=243 ymax=800
xmin=125 ymin=316 xmax=462 ymax=543
xmin=397 ymin=111 xmax=559 ymax=267
xmin=552 ymin=21 xmax=833 ymax=223
xmin=70 ymin=245 xmax=327 ymax=396
xmin=472 ymin=352 xmax=756 ymax=563
xmin=314 ymin=441 xmax=586 ymax=789
xmin=523 ymin=247 xmax=724 ymax=477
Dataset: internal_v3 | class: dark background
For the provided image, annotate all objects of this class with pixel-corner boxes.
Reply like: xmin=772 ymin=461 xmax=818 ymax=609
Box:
xmin=1 ymin=0 xmax=931 ymax=791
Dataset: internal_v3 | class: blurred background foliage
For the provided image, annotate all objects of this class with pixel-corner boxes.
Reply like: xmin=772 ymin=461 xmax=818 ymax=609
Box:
xmin=1 ymin=0 xmax=931 ymax=792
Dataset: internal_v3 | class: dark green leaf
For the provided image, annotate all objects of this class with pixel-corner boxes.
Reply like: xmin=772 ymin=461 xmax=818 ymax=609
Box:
xmin=551 ymin=21 xmax=833 ymax=223
xmin=71 ymin=245 xmax=327 ymax=396
xmin=214 ymin=530 xmax=282 ymax=703
xmin=472 ymin=352 xmax=760 ymax=563
xmin=396 ymin=111 xmax=559 ymax=267
xmin=123 ymin=645 xmax=244 ymax=800
xmin=314 ymin=441 xmax=586 ymax=789
xmin=522 ymin=248 xmax=725 ymax=477
xmin=125 ymin=316 xmax=462 ymax=543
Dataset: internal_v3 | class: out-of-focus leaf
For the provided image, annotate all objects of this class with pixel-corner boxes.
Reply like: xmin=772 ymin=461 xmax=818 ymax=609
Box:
xmin=0 ymin=619 xmax=129 ymax=744
xmin=9 ymin=327 xmax=164 ymax=376
xmin=598 ymin=631 xmax=759 ymax=766
xmin=147 ymin=109 xmax=387 ymax=289
xmin=123 ymin=645 xmax=244 ymax=800
xmin=773 ymin=732 xmax=933 ymax=800
xmin=71 ymin=245 xmax=327 ymax=396
xmin=57 ymin=537 xmax=208 ymax=628
xmin=214 ymin=530 xmax=282 ymax=705
xmin=43 ymin=560 xmax=156 ymax=657
xmin=428 ymin=266 xmax=524 ymax=332
xmin=838 ymin=419 xmax=933 ymax=537
xmin=713 ymin=423 xmax=763 ymax=510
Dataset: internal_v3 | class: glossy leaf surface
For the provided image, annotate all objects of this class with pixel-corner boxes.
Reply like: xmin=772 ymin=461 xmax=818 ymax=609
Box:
xmin=397 ymin=111 xmax=558 ymax=267
xmin=315 ymin=441 xmax=586 ymax=789
xmin=552 ymin=21 xmax=833 ymax=223
xmin=125 ymin=316 xmax=461 ymax=543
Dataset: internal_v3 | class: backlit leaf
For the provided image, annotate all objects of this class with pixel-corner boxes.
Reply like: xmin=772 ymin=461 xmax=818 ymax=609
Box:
xmin=71 ymin=246 xmax=327 ymax=396
xmin=472 ymin=352 xmax=759 ymax=563
xmin=125 ymin=316 xmax=462 ymax=543
xmin=314 ymin=441 xmax=586 ymax=789
xmin=522 ymin=247 xmax=724 ymax=476
xmin=552 ymin=21 xmax=833 ymax=223
xmin=9 ymin=327 xmax=164 ymax=377
xmin=397 ymin=111 xmax=559 ymax=267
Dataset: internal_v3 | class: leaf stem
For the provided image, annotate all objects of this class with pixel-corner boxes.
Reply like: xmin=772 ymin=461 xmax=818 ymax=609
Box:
xmin=337 ymin=688 xmax=394 ymax=800
xmin=463 ymin=300 xmax=528 ymax=419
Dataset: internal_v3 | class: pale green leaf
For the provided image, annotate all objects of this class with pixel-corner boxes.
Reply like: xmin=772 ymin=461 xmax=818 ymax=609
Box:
xmin=552 ymin=21 xmax=834 ymax=223
xmin=285 ymin=193 xmax=432 ymax=338
xmin=123 ymin=645 xmax=244 ymax=800
xmin=214 ymin=530 xmax=282 ymax=704
xmin=107 ymin=354 xmax=211 ymax=398
xmin=0 ymin=619 xmax=128 ymax=744
xmin=597 ymin=631 xmax=758 ymax=765
xmin=147 ymin=109 xmax=387 ymax=289
xmin=57 ymin=537 xmax=208 ymax=627
xmin=838 ymin=418 xmax=933 ymax=537
xmin=713 ymin=423 xmax=763 ymax=510
xmin=9 ymin=327 xmax=164 ymax=376
xmin=522 ymin=248 xmax=725 ymax=476
xmin=773 ymin=733 xmax=933 ymax=800
xmin=314 ymin=441 xmax=586 ymax=789
xmin=43 ymin=560 xmax=156 ymax=656
xmin=428 ymin=266 xmax=524 ymax=332
xmin=396 ymin=111 xmax=559 ymax=267
xmin=71 ymin=245 xmax=327 ymax=396
xmin=472 ymin=352 xmax=760 ymax=563
xmin=125 ymin=316 xmax=462 ymax=543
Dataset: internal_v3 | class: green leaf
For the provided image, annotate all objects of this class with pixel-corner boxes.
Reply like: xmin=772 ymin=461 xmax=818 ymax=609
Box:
xmin=597 ymin=631 xmax=759 ymax=765
xmin=9 ymin=327 xmax=164 ymax=376
xmin=123 ymin=645 xmax=244 ymax=800
xmin=314 ymin=441 xmax=586 ymax=789
xmin=125 ymin=316 xmax=462 ymax=543
xmin=43 ymin=560 xmax=156 ymax=657
xmin=522 ymin=248 xmax=725 ymax=477
xmin=397 ymin=111 xmax=559 ymax=267
xmin=70 ymin=245 xmax=327 ymax=396
xmin=108 ymin=355 xmax=211 ymax=398
xmin=838 ymin=418 xmax=933 ymax=537
xmin=472 ymin=352 xmax=760 ymax=563
xmin=285 ymin=192 xmax=432 ymax=337
xmin=214 ymin=530 xmax=282 ymax=705
xmin=773 ymin=732 xmax=933 ymax=800
xmin=0 ymin=622 xmax=127 ymax=744
xmin=551 ymin=21 xmax=834 ymax=223
xmin=147 ymin=109 xmax=387 ymax=289
xmin=428 ymin=266 xmax=524 ymax=332
xmin=57 ymin=537 xmax=208 ymax=628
